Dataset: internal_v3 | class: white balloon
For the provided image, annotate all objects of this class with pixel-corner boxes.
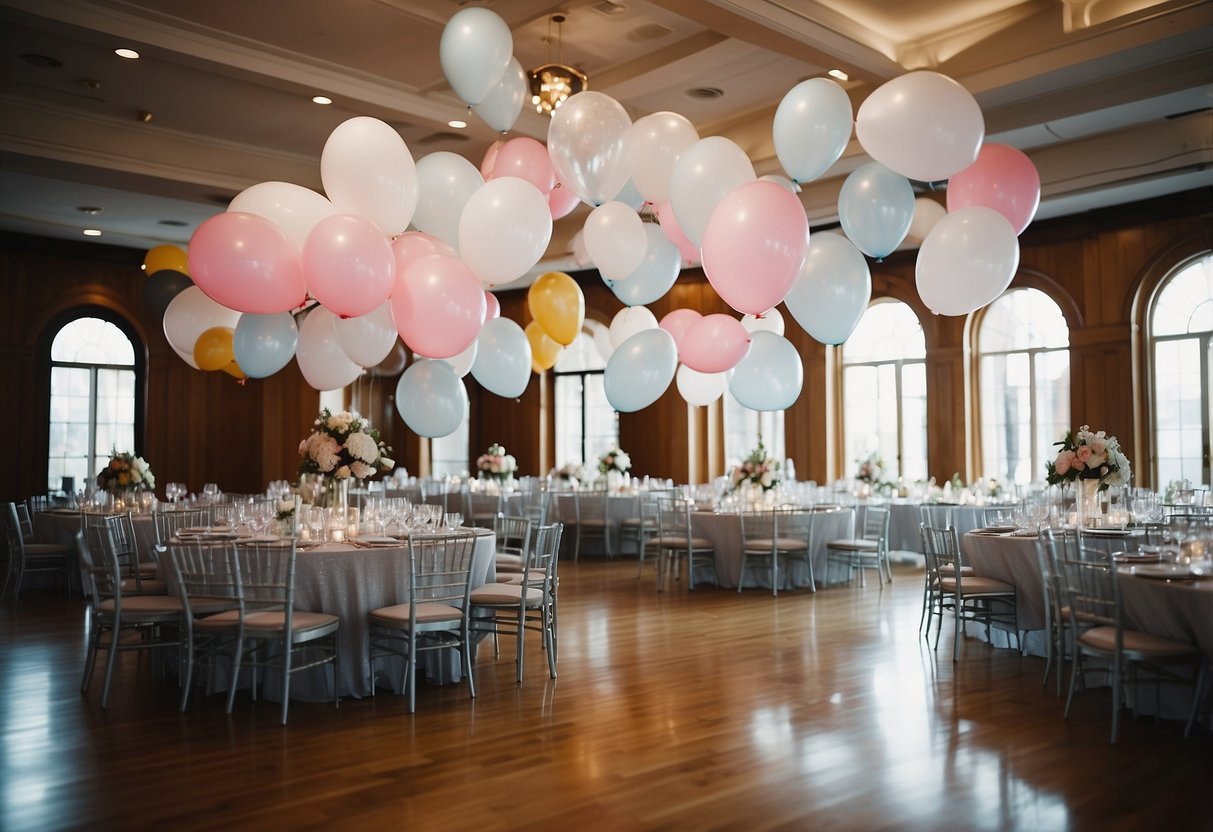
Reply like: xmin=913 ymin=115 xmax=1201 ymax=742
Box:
xmin=900 ymin=197 xmax=949 ymax=250
xmin=729 ymin=332 xmax=803 ymax=411
xmin=676 ymin=364 xmax=729 ymax=406
xmin=227 ymin=182 xmax=336 ymax=251
xmin=471 ymin=317 xmax=531 ymax=398
xmin=163 ymin=286 xmax=241 ymax=369
xmin=296 ymin=305 xmax=363 ymax=391
xmin=439 ymin=7 xmax=512 ymax=107
xmin=587 ymin=318 xmax=614 ymax=363
xmin=606 ymin=224 xmax=680 ymax=307
xmin=629 ymin=112 xmax=699 ymax=204
xmin=669 ymin=137 xmax=756 ymax=246
xmin=321 ymin=117 xmax=418 ymax=236
xmin=417 ymin=339 xmax=477 ymax=378
xmin=856 ymin=71 xmax=985 ymax=183
xmin=396 ymin=359 xmax=468 ymax=438
xmin=334 ymin=301 xmax=398 ymax=368
xmin=472 ymin=57 xmax=527 ymax=132
xmin=547 ymin=91 xmax=634 ymax=208
xmin=916 ymin=206 xmax=1020 ymax=316
xmin=784 ymin=234 xmax=871 ymax=345
xmin=741 ymin=309 xmax=785 ymax=336
xmin=571 ymin=229 xmax=592 ymax=268
xmin=458 ymin=177 xmax=553 ymax=287
xmin=583 ymin=201 xmax=646 ymax=282
xmin=413 ymin=152 xmax=484 ymax=249
xmin=773 ymin=78 xmax=853 ymax=183
xmin=609 ymin=306 xmax=658 ymax=349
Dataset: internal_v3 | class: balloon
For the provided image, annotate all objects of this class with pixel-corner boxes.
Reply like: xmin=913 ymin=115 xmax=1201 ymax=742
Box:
xmin=668 ymin=136 xmax=756 ymax=246
xmin=759 ymin=174 xmax=802 ymax=194
xmin=188 ymin=212 xmax=306 ymax=313
xmin=609 ymin=306 xmax=659 ymax=349
xmin=946 ymin=143 xmax=1040 ymax=235
xmin=480 ymin=140 xmax=502 ymax=179
xmin=392 ymin=254 xmax=486 ymax=359
xmin=570 ymin=229 xmax=592 ymax=268
xmin=412 ymin=152 xmax=484 ymax=249
xmin=658 ymin=308 xmax=701 ymax=352
xmin=472 ymin=317 xmax=532 ymax=398
xmin=484 ymin=291 xmax=500 ymax=320
xmin=901 ymin=197 xmax=948 ymax=250
xmin=143 ymin=270 xmax=192 ymax=318
xmin=320 ymin=116 xmax=418 ymax=236
xmin=701 ymin=180 xmax=808 ymax=315
xmin=458 ymin=177 xmax=553 ymax=287
xmin=773 ymin=78 xmax=853 ymax=183
xmin=741 ymin=309 xmax=785 ymax=336
xmin=837 ymin=162 xmax=915 ymax=259
xmin=603 ymin=328 xmax=678 ymax=413
xmin=916 ymin=206 xmax=1020 ymax=316
xmin=391 ymin=231 xmax=455 ymax=274
xmin=855 ymin=71 xmax=984 ymax=183
xmin=143 ymin=244 xmax=189 ymax=276
xmin=419 ymin=338 xmax=477 ymax=378
xmin=528 ymin=271 xmax=584 ymax=346
xmin=472 ymin=57 xmax=527 ymax=132
xmin=334 ymin=301 xmax=397 ymax=368
xmin=612 ymin=178 xmax=645 ymax=211
xmin=221 ymin=360 xmax=247 ymax=380
xmin=654 ymin=200 xmax=700 ymax=264
xmin=228 ymin=182 xmax=336 ymax=251
xmin=785 ymin=234 xmax=871 ymax=345
xmin=396 ymin=359 xmax=468 ymax=438
xmin=629 ymin=112 xmax=699 ymax=204
xmin=606 ymin=224 xmax=680 ymax=307
xmin=547 ymin=91 xmax=634 ymax=207
xmin=295 ymin=305 xmax=363 ymax=391
xmin=678 ymin=314 xmax=752 ymax=374
xmin=583 ymin=201 xmax=646 ymax=282
xmin=439 ymin=7 xmax=512 ymax=107
xmin=729 ymin=332 xmax=803 ymax=411
xmin=371 ymin=342 xmax=408 ymax=377
xmin=549 ymin=183 xmax=581 ymax=221
xmin=489 ymin=137 xmax=556 ymax=195
xmin=194 ymin=327 xmax=235 ymax=372
xmin=302 ymin=214 xmax=395 ymax=318
xmin=588 ymin=318 xmax=614 ymax=363
xmin=163 ymin=286 xmax=241 ymax=368
xmin=676 ymin=365 xmax=729 ymax=406
xmin=233 ymin=312 xmax=298 ymax=378
xmin=525 ymin=321 xmax=563 ymax=372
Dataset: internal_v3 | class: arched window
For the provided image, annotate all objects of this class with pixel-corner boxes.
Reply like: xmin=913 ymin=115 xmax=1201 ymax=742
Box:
xmin=841 ymin=299 xmax=927 ymax=481
xmin=1149 ymin=252 xmax=1213 ymax=486
xmin=48 ymin=316 xmax=137 ymax=492
xmin=554 ymin=321 xmax=617 ymax=466
xmin=977 ymin=288 xmax=1071 ymax=486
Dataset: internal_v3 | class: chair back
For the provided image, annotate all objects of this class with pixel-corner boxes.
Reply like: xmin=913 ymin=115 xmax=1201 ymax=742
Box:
xmin=919 ymin=504 xmax=953 ymax=530
xmin=860 ymin=505 xmax=891 ymax=547
xmin=463 ymin=488 xmax=503 ymax=529
xmin=1045 ymin=528 xmax=1115 ymax=628
xmin=153 ymin=507 xmax=209 ymax=549
xmin=77 ymin=526 xmax=122 ymax=606
xmin=739 ymin=509 xmax=777 ymax=546
xmin=775 ymin=506 xmax=815 ymax=546
xmin=528 ymin=523 xmax=564 ymax=590
xmin=496 ymin=514 xmax=534 ymax=566
xmin=14 ymin=501 xmax=35 ymax=539
xmin=574 ymin=489 xmax=608 ymax=523
xmin=657 ymin=498 xmax=693 ymax=542
xmin=522 ymin=486 xmax=550 ymax=527
xmin=229 ymin=540 xmax=297 ymax=613
xmin=920 ymin=523 xmax=961 ymax=586
xmin=2 ymin=502 xmax=22 ymax=556
xmin=103 ymin=512 xmax=143 ymax=579
xmin=408 ymin=531 xmax=477 ymax=610
xmin=168 ymin=540 xmax=241 ymax=619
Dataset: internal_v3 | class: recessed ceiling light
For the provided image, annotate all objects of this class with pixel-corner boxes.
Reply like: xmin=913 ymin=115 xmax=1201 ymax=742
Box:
xmin=82 ymin=229 xmax=102 ymax=237
xmin=447 ymin=119 xmax=467 ymax=129
xmin=312 ymin=95 xmax=332 ymax=105
xmin=114 ymin=48 xmax=140 ymax=60
xmin=828 ymin=69 xmax=849 ymax=82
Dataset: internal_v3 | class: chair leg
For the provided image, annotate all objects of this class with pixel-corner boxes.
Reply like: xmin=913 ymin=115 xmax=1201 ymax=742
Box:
xmin=100 ymin=619 xmax=123 ymax=709
xmin=179 ymin=627 xmax=195 ymax=712
xmin=736 ymin=552 xmax=745 ymax=593
xmin=462 ymin=625 xmax=476 ymax=699
xmin=1110 ymin=653 xmax=1123 ymax=744
xmin=952 ymin=597 xmax=962 ymax=663
xmin=225 ymin=635 xmax=245 ymax=714
xmin=544 ymin=608 xmax=557 ymax=679
xmin=515 ymin=610 xmax=526 ymax=685
xmin=1064 ymin=650 xmax=1083 ymax=721
xmin=1185 ymin=661 xmax=1207 ymax=738
xmin=406 ymin=631 xmax=417 ymax=714
xmin=332 ymin=635 xmax=341 ymax=709
xmin=81 ymin=624 xmax=100 ymax=692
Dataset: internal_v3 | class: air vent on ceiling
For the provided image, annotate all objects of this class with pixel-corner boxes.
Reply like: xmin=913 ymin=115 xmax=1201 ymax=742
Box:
xmin=591 ymin=1 xmax=628 ymax=16
xmin=627 ymin=23 xmax=671 ymax=42
xmin=686 ymin=87 xmax=724 ymax=100
xmin=158 ymin=219 xmax=188 ymax=227
xmin=1165 ymin=107 xmax=1212 ymax=120
xmin=19 ymin=53 xmax=62 ymax=68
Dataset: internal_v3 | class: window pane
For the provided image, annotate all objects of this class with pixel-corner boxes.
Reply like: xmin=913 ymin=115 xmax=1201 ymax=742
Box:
xmin=430 ymin=409 xmax=469 ymax=477
xmin=555 ymin=375 xmax=586 ymax=466
xmin=900 ymin=363 xmax=927 ymax=481
xmin=583 ymin=373 xmax=618 ymax=463
xmin=554 ymin=328 xmax=607 ymax=372
xmin=979 ymin=288 xmax=1069 ymax=352
xmin=50 ymin=317 xmax=135 ymax=365
xmin=843 ymin=300 xmax=925 ymax=362
xmin=1034 ymin=350 xmax=1071 ymax=485
xmin=1152 ymin=255 xmax=1213 ymax=337
xmin=724 ymin=395 xmax=786 ymax=471
xmin=1152 ymin=336 xmax=1202 ymax=485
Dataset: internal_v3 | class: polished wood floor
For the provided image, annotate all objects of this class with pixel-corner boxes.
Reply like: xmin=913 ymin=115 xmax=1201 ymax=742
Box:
xmin=2 ymin=560 xmax=1210 ymax=831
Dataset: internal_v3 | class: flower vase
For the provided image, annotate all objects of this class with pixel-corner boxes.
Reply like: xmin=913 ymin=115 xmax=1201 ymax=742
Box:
xmin=278 ymin=516 xmax=297 ymax=538
xmin=1077 ymin=479 xmax=1101 ymax=529
xmin=327 ymin=477 xmax=350 ymax=516
xmin=607 ymin=470 xmax=623 ymax=492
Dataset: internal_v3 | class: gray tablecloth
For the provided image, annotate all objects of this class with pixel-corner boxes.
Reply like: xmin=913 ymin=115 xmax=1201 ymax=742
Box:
xmin=690 ymin=508 xmax=855 ymax=589
xmin=550 ymin=493 xmax=642 ymax=557
xmin=887 ymin=502 xmax=1007 ymax=552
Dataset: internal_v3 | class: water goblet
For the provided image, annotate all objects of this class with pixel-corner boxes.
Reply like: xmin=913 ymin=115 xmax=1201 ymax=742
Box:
xmin=444 ymin=512 xmax=463 ymax=530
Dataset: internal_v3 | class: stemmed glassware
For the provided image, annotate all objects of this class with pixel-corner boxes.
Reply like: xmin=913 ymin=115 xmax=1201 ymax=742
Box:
xmin=444 ymin=512 xmax=463 ymax=530
xmin=166 ymin=482 xmax=187 ymax=503
xmin=1026 ymin=494 xmax=1049 ymax=533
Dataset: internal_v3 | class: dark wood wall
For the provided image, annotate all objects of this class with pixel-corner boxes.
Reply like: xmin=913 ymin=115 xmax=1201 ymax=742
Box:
xmin=3 ymin=188 xmax=1210 ymax=502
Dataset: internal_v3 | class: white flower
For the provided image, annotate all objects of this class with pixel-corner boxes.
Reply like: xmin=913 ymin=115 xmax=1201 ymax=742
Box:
xmin=334 ymin=465 xmax=352 ymax=479
xmin=327 ymin=411 xmax=356 ymax=433
xmin=309 ymin=434 xmax=341 ymax=473
xmin=346 ymin=431 xmax=379 ymax=464
xmin=380 ymin=456 xmax=394 ymax=471
xmin=350 ymin=461 xmax=375 ymax=480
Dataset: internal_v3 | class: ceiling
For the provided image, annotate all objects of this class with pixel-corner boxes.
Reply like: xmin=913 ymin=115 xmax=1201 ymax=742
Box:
xmin=1 ymin=0 xmax=1210 ymax=273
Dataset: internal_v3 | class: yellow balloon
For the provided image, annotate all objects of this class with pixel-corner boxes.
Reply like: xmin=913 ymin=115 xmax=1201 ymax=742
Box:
xmin=194 ymin=327 xmax=235 ymax=372
xmin=221 ymin=360 xmax=248 ymax=380
xmin=527 ymin=271 xmax=584 ymax=346
xmin=143 ymin=244 xmax=190 ymax=276
xmin=526 ymin=321 xmax=563 ymax=372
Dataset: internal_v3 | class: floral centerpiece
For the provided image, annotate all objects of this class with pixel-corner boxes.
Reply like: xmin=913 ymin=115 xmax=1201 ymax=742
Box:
xmin=598 ymin=448 xmax=631 ymax=476
xmin=1046 ymin=425 xmax=1131 ymax=488
xmin=855 ymin=452 xmax=884 ymax=484
xmin=96 ymin=450 xmax=155 ymax=494
xmin=730 ymin=442 xmax=780 ymax=492
xmin=298 ymin=409 xmax=394 ymax=481
xmin=477 ymin=443 xmax=517 ymax=481
xmin=555 ymin=462 xmax=586 ymax=485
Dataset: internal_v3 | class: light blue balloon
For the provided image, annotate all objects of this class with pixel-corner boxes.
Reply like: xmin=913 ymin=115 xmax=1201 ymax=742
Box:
xmin=232 ymin=312 xmax=298 ymax=378
xmin=784 ymin=234 xmax=871 ymax=345
xmin=606 ymin=224 xmax=680 ymax=306
xmin=395 ymin=359 xmax=468 ymax=438
xmin=603 ymin=328 xmax=677 ymax=413
xmin=729 ymin=331 xmax=803 ymax=411
xmin=837 ymin=162 xmax=915 ymax=259
xmin=611 ymin=177 xmax=645 ymax=211
xmin=471 ymin=317 xmax=531 ymax=399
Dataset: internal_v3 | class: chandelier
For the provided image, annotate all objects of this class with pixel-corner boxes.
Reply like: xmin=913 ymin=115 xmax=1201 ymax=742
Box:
xmin=528 ymin=14 xmax=587 ymax=115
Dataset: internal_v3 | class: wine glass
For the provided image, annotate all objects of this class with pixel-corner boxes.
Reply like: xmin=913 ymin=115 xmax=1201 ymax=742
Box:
xmin=1027 ymin=495 xmax=1049 ymax=533
xmin=444 ymin=512 xmax=463 ymax=530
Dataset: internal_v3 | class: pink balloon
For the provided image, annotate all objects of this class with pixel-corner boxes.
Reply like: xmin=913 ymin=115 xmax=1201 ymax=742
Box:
xmin=188 ymin=212 xmax=306 ymax=314
xmin=480 ymin=139 xmax=502 ymax=179
xmin=391 ymin=254 xmax=486 ymax=359
xmin=302 ymin=214 xmax=394 ymax=318
xmin=701 ymin=181 xmax=808 ymax=315
xmin=658 ymin=308 xmax=701 ymax=352
xmin=679 ymin=314 xmax=752 ymax=373
xmin=484 ymin=290 xmax=501 ymax=320
xmin=654 ymin=200 xmax=699 ymax=264
xmin=549 ymin=183 xmax=581 ymax=220
xmin=946 ymin=143 xmax=1041 ymax=235
xmin=488 ymin=137 xmax=556 ymax=195
xmin=391 ymin=231 xmax=455 ymax=274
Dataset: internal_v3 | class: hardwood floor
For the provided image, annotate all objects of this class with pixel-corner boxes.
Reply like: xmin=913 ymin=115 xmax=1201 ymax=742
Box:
xmin=2 ymin=561 xmax=1209 ymax=831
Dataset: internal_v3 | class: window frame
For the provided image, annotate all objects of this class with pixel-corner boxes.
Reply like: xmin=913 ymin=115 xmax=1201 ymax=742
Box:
xmin=552 ymin=324 xmax=616 ymax=467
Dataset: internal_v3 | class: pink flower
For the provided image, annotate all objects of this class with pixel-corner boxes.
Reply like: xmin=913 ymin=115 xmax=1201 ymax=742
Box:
xmin=1075 ymin=445 xmax=1093 ymax=467
xmin=1054 ymin=450 xmax=1075 ymax=475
